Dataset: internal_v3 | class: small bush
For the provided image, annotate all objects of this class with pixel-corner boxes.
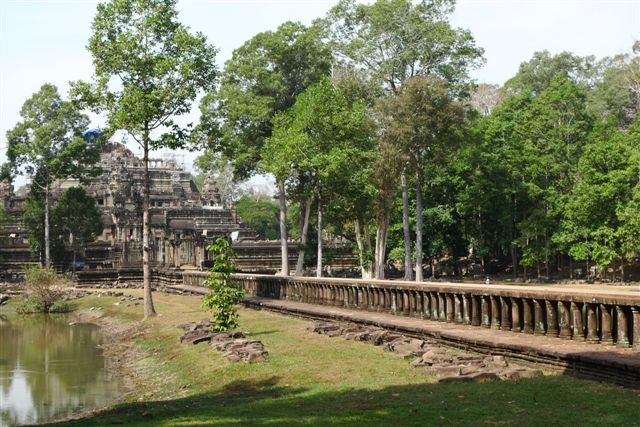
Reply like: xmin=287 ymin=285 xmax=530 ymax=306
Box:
xmin=203 ymin=237 xmax=244 ymax=331
xmin=21 ymin=266 xmax=70 ymax=313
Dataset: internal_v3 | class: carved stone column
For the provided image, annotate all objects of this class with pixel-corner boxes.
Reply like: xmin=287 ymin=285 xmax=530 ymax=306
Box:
xmin=533 ymin=300 xmax=545 ymax=335
xmin=600 ymin=304 xmax=613 ymax=344
xmin=490 ymin=296 xmax=501 ymax=330
xmin=481 ymin=296 xmax=491 ymax=328
xmin=522 ymin=299 xmax=533 ymax=334
xmin=403 ymin=290 xmax=410 ymax=315
xmin=616 ymin=306 xmax=629 ymax=348
xmin=454 ymin=294 xmax=463 ymax=323
xmin=545 ymin=300 xmax=559 ymax=337
xmin=438 ymin=293 xmax=446 ymax=321
xmin=446 ymin=294 xmax=455 ymax=322
xmin=631 ymin=307 xmax=640 ymax=352
xmin=463 ymin=295 xmax=471 ymax=325
xmin=558 ymin=301 xmax=571 ymax=339
xmin=511 ymin=298 xmax=521 ymax=333
xmin=571 ymin=302 xmax=584 ymax=340
xmin=471 ymin=296 xmax=481 ymax=327
xmin=500 ymin=297 xmax=511 ymax=331
xmin=586 ymin=303 xmax=599 ymax=343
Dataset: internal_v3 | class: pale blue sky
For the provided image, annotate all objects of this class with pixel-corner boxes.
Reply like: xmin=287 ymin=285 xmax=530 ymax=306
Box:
xmin=1 ymin=0 xmax=639 ymax=183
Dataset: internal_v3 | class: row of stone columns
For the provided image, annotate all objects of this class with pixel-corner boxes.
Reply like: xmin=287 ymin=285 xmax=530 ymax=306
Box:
xmin=239 ymin=277 xmax=640 ymax=351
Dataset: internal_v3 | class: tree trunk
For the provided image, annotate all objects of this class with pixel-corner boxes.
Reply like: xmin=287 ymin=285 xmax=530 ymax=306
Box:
xmin=510 ymin=243 xmax=518 ymax=280
xmin=620 ymin=256 xmax=625 ymax=282
xmin=142 ymin=138 xmax=157 ymax=319
xmin=401 ymin=170 xmax=412 ymax=280
xmin=277 ymin=179 xmax=289 ymax=276
xmin=569 ymin=257 xmax=573 ymax=279
xmin=354 ymin=219 xmax=369 ymax=279
xmin=71 ymin=232 xmax=76 ymax=279
xmin=415 ymin=169 xmax=424 ymax=282
xmin=361 ymin=222 xmax=373 ymax=279
xmin=44 ymin=182 xmax=50 ymax=268
xmin=316 ymin=192 xmax=322 ymax=278
xmin=294 ymin=195 xmax=312 ymax=276
xmin=374 ymin=211 xmax=390 ymax=280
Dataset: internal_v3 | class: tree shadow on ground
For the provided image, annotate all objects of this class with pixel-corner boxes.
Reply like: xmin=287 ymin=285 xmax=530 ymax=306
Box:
xmin=46 ymin=373 xmax=640 ymax=427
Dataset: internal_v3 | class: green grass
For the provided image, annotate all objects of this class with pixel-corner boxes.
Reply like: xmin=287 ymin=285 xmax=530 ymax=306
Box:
xmin=38 ymin=291 xmax=640 ymax=427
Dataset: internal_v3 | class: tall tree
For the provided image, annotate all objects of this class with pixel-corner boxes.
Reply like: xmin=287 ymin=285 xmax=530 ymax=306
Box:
xmin=263 ymin=78 xmax=374 ymax=277
xmin=324 ymin=0 xmax=484 ymax=279
xmin=72 ymin=0 xmax=217 ymax=318
xmin=53 ymin=187 xmax=103 ymax=276
xmin=198 ymin=21 xmax=331 ymax=276
xmin=3 ymin=84 xmax=99 ymax=268
xmin=377 ymin=76 xmax=465 ymax=281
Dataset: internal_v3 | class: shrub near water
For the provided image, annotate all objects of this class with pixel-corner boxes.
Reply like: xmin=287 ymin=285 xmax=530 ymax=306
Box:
xmin=17 ymin=266 xmax=72 ymax=313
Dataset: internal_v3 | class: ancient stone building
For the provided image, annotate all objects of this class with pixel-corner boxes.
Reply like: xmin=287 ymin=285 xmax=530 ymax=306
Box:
xmin=0 ymin=142 xmax=256 ymax=277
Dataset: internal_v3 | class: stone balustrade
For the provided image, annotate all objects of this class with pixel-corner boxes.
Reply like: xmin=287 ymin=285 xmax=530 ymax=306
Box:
xmin=182 ymin=272 xmax=640 ymax=351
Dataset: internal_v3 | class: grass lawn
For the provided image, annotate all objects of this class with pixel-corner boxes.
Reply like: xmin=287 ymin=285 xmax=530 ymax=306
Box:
xmin=38 ymin=290 xmax=640 ymax=426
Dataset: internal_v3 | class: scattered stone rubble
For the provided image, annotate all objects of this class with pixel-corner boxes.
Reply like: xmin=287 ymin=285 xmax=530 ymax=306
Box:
xmin=0 ymin=294 xmax=10 ymax=305
xmin=93 ymin=291 xmax=144 ymax=306
xmin=308 ymin=322 xmax=543 ymax=383
xmin=179 ymin=320 xmax=268 ymax=363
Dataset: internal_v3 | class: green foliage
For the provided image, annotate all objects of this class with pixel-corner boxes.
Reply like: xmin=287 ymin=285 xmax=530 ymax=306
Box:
xmin=19 ymin=266 xmax=70 ymax=313
xmin=324 ymin=0 xmax=484 ymax=96
xmin=198 ymin=21 xmax=331 ymax=179
xmin=203 ymin=238 xmax=244 ymax=331
xmin=4 ymin=84 xmax=99 ymax=183
xmin=235 ymin=194 xmax=280 ymax=240
xmin=54 ymin=187 xmax=103 ymax=250
xmin=72 ymin=0 xmax=217 ymax=149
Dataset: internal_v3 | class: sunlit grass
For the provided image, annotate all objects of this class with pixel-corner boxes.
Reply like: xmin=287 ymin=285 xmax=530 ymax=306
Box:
xmin=41 ymin=290 xmax=640 ymax=427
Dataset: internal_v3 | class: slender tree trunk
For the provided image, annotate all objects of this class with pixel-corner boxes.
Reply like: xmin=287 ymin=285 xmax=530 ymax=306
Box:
xmin=355 ymin=220 xmax=373 ymax=279
xmin=44 ymin=182 xmax=50 ymax=268
xmin=401 ymin=170 xmax=412 ymax=280
xmin=142 ymin=138 xmax=157 ymax=319
xmin=277 ymin=179 xmax=289 ymax=276
xmin=374 ymin=210 xmax=390 ymax=280
xmin=415 ymin=169 xmax=424 ymax=282
xmin=620 ymin=256 xmax=625 ymax=282
xmin=316 ymin=192 xmax=322 ymax=278
xmin=355 ymin=219 xmax=366 ymax=279
xmin=569 ymin=257 xmax=573 ymax=279
xmin=295 ymin=195 xmax=312 ymax=276
xmin=510 ymin=243 xmax=518 ymax=280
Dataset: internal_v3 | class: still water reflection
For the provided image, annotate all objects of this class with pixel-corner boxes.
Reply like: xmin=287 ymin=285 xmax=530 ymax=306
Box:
xmin=0 ymin=313 xmax=122 ymax=426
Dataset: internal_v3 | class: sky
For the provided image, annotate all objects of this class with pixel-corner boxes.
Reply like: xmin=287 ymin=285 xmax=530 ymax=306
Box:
xmin=1 ymin=0 xmax=639 ymax=188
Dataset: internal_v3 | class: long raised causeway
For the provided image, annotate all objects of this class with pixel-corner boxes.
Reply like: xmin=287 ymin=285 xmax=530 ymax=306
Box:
xmin=182 ymin=273 xmax=640 ymax=352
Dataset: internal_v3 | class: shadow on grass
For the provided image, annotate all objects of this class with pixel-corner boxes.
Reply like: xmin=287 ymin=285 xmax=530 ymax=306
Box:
xmin=47 ymin=374 xmax=640 ymax=427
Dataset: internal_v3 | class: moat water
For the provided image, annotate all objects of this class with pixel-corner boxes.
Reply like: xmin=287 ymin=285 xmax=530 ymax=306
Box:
xmin=0 ymin=312 xmax=122 ymax=426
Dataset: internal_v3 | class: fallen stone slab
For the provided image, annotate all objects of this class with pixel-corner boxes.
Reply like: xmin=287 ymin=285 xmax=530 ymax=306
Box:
xmin=498 ymin=368 xmax=544 ymax=380
xmin=178 ymin=319 xmax=216 ymax=332
xmin=438 ymin=371 xmax=500 ymax=384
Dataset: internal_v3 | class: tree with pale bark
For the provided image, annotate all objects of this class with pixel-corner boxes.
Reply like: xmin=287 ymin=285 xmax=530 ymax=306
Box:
xmin=72 ymin=0 xmax=217 ymax=319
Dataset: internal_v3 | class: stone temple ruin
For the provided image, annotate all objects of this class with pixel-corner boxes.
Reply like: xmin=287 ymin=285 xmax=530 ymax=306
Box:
xmin=0 ymin=142 xmax=257 ymax=279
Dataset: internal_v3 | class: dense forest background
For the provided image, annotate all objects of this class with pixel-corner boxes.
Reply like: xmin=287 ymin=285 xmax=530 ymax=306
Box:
xmin=195 ymin=1 xmax=640 ymax=282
